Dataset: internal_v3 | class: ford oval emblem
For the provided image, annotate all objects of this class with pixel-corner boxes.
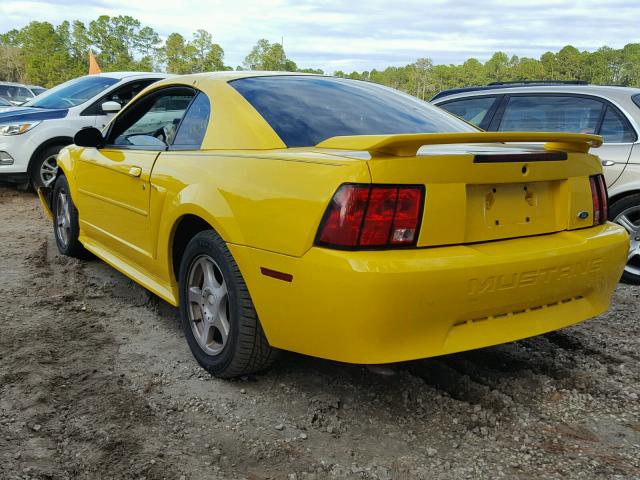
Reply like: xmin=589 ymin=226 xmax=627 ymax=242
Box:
xmin=578 ymin=211 xmax=589 ymax=220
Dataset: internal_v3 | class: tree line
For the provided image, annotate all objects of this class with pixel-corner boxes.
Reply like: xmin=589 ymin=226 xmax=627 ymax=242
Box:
xmin=1 ymin=15 xmax=639 ymax=100
xmin=335 ymin=45 xmax=640 ymax=100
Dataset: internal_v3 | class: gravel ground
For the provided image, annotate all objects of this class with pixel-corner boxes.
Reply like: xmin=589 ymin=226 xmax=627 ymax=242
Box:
xmin=0 ymin=186 xmax=639 ymax=480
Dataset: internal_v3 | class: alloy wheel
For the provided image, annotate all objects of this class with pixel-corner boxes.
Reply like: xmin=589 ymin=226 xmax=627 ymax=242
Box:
xmin=55 ymin=190 xmax=72 ymax=248
xmin=614 ymin=205 xmax=640 ymax=277
xmin=40 ymin=154 xmax=59 ymax=187
xmin=186 ymin=255 xmax=230 ymax=356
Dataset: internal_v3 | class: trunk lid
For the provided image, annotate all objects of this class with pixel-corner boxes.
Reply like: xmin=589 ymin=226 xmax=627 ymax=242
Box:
xmin=316 ymin=132 xmax=603 ymax=247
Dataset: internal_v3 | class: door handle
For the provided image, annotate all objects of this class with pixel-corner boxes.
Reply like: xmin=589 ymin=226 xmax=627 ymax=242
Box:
xmin=601 ymin=160 xmax=615 ymax=166
xmin=127 ymin=166 xmax=142 ymax=177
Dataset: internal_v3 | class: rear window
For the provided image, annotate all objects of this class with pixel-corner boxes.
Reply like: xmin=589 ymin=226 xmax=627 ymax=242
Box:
xmin=633 ymin=94 xmax=640 ymax=109
xmin=499 ymin=95 xmax=604 ymax=134
xmin=230 ymin=76 xmax=475 ymax=147
xmin=438 ymin=97 xmax=497 ymax=127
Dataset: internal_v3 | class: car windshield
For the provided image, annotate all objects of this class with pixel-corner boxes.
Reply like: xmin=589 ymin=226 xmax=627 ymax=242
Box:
xmin=0 ymin=84 xmax=33 ymax=104
xmin=30 ymin=87 xmax=46 ymax=96
xmin=23 ymin=76 xmax=119 ymax=109
xmin=230 ymin=75 xmax=476 ymax=147
xmin=0 ymin=97 xmax=12 ymax=106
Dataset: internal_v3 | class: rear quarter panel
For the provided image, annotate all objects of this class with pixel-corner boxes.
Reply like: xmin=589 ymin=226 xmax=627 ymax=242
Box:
xmin=148 ymin=150 xmax=370 ymax=282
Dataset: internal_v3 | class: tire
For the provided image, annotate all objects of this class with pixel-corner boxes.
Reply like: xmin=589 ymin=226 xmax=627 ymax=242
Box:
xmin=52 ymin=175 xmax=87 ymax=258
xmin=609 ymin=193 xmax=640 ymax=285
xmin=31 ymin=144 xmax=64 ymax=189
xmin=178 ymin=230 xmax=278 ymax=378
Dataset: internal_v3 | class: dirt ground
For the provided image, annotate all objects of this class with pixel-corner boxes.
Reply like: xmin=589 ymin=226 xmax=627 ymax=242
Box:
xmin=0 ymin=186 xmax=639 ymax=480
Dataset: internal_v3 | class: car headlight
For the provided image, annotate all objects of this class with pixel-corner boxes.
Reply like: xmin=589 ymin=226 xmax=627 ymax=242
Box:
xmin=0 ymin=122 xmax=41 ymax=136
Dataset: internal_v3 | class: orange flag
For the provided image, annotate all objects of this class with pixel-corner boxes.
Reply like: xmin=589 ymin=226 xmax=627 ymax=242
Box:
xmin=89 ymin=50 xmax=102 ymax=75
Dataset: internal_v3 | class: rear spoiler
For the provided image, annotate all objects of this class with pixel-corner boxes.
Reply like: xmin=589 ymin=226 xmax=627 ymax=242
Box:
xmin=315 ymin=132 xmax=603 ymax=157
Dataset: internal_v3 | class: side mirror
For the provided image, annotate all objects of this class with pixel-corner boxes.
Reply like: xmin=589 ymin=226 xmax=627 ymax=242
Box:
xmin=74 ymin=127 xmax=104 ymax=148
xmin=101 ymin=101 xmax=121 ymax=114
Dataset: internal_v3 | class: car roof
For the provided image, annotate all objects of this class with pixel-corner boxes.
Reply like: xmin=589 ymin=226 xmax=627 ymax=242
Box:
xmin=127 ymin=72 xmax=379 ymax=151
xmin=0 ymin=81 xmax=32 ymax=87
xmin=432 ymin=84 xmax=640 ymax=104
xmin=151 ymin=70 xmax=320 ymax=87
xmin=199 ymin=70 xmax=320 ymax=80
xmin=89 ymin=72 xmax=171 ymax=81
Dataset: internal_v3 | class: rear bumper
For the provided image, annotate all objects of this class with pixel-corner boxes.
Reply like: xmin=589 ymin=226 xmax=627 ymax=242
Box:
xmin=229 ymin=224 xmax=629 ymax=364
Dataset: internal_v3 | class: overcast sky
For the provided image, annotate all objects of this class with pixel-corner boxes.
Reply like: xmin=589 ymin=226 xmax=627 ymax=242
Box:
xmin=1 ymin=0 xmax=638 ymax=73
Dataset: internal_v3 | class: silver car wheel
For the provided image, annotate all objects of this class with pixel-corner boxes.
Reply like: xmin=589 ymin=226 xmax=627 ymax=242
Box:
xmin=55 ymin=190 xmax=72 ymax=248
xmin=40 ymin=154 xmax=59 ymax=187
xmin=186 ymin=255 xmax=230 ymax=356
xmin=614 ymin=206 xmax=640 ymax=277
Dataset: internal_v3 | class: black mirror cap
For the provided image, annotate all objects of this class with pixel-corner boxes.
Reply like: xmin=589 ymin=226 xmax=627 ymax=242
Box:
xmin=74 ymin=127 xmax=104 ymax=148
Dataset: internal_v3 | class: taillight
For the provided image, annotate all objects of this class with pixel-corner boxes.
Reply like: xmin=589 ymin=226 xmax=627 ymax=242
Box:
xmin=316 ymin=184 xmax=425 ymax=249
xmin=589 ymin=174 xmax=608 ymax=225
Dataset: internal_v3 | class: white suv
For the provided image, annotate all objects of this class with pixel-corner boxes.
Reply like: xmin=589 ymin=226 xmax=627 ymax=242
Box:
xmin=0 ymin=72 xmax=167 ymax=188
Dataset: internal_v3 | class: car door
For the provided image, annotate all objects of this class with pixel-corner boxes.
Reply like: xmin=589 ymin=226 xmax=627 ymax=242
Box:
xmin=491 ymin=94 xmax=635 ymax=187
xmin=593 ymin=105 xmax=637 ymax=186
xmin=436 ymin=95 xmax=500 ymax=130
xmin=75 ymin=86 xmax=196 ymax=268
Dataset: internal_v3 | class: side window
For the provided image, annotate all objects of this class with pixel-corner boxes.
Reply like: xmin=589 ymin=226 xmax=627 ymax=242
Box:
xmin=83 ymin=79 xmax=160 ymax=115
xmin=499 ymin=95 xmax=603 ymax=134
xmin=108 ymin=88 xmax=195 ymax=149
xmin=172 ymin=92 xmax=211 ymax=148
xmin=598 ymin=106 xmax=636 ymax=143
xmin=439 ymin=97 xmax=497 ymax=127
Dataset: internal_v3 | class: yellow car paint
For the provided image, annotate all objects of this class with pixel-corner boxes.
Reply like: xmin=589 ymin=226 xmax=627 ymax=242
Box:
xmin=230 ymin=223 xmax=626 ymax=363
xmin=76 ymin=147 xmax=159 ymax=265
xmin=37 ymin=186 xmax=53 ymax=219
xmin=39 ymin=72 xmax=629 ymax=365
xmin=315 ymin=131 xmax=603 ymax=156
xmin=363 ymin=145 xmax=603 ymax=246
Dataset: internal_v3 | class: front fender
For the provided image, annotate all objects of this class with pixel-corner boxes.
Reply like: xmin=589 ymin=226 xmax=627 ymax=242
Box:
xmin=56 ymin=145 xmax=76 ymax=178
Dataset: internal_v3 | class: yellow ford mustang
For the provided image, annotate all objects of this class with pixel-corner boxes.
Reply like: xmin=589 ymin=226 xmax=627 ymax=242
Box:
xmin=38 ymin=72 xmax=629 ymax=378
